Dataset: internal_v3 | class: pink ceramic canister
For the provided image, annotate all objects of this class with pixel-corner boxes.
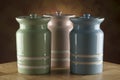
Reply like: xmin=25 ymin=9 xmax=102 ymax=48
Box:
xmin=44 ymin=11 xmax=75 ymax=69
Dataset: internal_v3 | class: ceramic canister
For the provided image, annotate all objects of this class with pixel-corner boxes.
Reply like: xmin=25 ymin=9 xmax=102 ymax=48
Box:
xmin=70 ymin=14 xmax=104 ymax=74
xmin=44 ymin=11 xmax=75 ymax=69
xmin=16 ymin=14 xmax=51 ymax=74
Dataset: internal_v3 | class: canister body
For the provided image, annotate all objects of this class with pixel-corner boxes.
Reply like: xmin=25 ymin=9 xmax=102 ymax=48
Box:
xmin=48 ymin=17 xmax=73 ymax=68
xmin=16 ymin=16 xmax=51 ymax=74
xmin=70 ymin=24 xmax=104 ymax=74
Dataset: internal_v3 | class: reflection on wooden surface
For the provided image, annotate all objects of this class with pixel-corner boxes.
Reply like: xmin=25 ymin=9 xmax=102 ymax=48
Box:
xmin=0 ymin=62 xmax=119 ymax=80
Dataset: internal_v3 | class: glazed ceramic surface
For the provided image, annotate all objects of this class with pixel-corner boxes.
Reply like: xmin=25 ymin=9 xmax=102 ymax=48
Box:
xmin=16 ymin=14 xmax=51 ymax=74
xmin=70 ymin=14 xmax=104 ymax=74
xmin=44 ymin=11 xmax=75 ymax=69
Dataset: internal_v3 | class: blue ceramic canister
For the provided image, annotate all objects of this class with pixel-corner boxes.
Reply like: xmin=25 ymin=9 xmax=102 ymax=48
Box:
xmin=70 ymin=14 xmax=104 ymax=74
xmin=16 ymin=14 xmax=51 ymax=74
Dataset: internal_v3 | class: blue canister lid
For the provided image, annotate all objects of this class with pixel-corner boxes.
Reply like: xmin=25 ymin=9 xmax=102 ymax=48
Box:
xmin=83 ymin=14 xmax=91 ymax=19
xmin=70 ymin=14 xmax=104 ymax=24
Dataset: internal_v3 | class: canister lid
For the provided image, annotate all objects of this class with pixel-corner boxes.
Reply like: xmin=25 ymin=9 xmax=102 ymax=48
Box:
xmin=17 ymin=14 xmax=39 ymax=19
xmin=80 ymin=14 xmax=104 ymax=20
xmin=70 ymin=14 xmax=104 ymax=23
xmin=83 ymin=14 xmax=91 ymax=19
xmin=43 ymin=11 xmax=75 ymax=18
xmin=16 ymin=14 xmax=49 ymax=20
xmin=16 ymin=14 xmax=50 ymax=24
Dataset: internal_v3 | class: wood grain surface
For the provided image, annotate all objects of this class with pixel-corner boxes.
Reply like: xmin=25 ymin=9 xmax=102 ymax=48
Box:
xmin=0 ymin=62 xmax=119 ymax=80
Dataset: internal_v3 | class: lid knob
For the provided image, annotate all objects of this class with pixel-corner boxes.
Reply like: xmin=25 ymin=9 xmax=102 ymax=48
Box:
xmin=56 ymin=11 xmax=62 ymax=16
xmin=83 ymin=14 xmax=90 ymax=19
xmin=30 ymin=14 xmax=37 ymax=18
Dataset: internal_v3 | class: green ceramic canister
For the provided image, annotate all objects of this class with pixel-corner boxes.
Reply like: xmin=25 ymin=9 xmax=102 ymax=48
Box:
xmin=16 ymin=14 xmax=51 ymax=74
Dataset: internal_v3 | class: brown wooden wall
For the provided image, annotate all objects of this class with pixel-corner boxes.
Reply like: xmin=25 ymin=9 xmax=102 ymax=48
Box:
xmin=0 ymin=0 xmax=120 ymax=63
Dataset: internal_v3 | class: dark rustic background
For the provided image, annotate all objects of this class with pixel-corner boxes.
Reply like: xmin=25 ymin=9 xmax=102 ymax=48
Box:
xmin=0 ymin=0 xmax=120 ymax=63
